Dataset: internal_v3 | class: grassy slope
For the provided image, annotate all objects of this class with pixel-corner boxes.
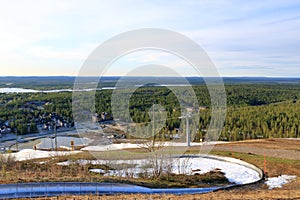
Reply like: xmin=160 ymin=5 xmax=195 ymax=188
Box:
xmin=11 ymin=139 xmax=300 ymax=199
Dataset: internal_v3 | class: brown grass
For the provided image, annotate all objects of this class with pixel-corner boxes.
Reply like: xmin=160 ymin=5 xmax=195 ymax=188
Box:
xmin=8 ymin=139 xmax=300 ymax=199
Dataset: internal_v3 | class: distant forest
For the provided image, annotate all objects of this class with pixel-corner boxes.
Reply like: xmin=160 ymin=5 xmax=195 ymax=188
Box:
xmin=1 ymin=78 xmax=300 ymax=140
xmin=2 ymin=76 xmax=300 ymax=89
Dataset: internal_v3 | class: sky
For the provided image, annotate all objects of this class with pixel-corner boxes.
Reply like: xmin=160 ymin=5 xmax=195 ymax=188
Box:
xmin=0 ymin=0 xmax=299 ymax=77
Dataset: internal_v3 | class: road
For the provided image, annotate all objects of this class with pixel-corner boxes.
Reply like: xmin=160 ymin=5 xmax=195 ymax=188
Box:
xmin=0 ymin=128 xmax=78 ymax=151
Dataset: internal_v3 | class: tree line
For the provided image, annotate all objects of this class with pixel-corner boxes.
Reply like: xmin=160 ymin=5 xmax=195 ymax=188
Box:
xmin=0 ymin=84 xmax=300 ymax=139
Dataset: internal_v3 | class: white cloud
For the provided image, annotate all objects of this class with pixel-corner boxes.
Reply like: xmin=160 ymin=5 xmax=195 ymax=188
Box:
xmin=0 ymin=0 xmax=299 ymax=76
xmin=24 ymin=43 xmax=97 ymax=60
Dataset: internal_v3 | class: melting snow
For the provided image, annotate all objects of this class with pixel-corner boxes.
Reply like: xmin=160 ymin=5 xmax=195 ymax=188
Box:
xmin=4 ymin=146 xmax=261 ymax=186
xmin=7 ymin=149 xmax=81 ymax=161
xmin=59 ymin=157 xmax=261 ymax=185
xmin=265 ymin=175 xmax=297 ymax=189
xmin=81 ymin=141 xmax=226 ymax=151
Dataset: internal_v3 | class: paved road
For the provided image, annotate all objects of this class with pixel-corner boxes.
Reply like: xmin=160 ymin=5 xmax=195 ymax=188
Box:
xmin=0 ymin=128 xmax=78 ymax=151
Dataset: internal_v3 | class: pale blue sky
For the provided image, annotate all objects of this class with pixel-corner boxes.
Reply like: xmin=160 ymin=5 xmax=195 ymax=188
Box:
xmin=0 ymin=0 xmax=299 ymax=76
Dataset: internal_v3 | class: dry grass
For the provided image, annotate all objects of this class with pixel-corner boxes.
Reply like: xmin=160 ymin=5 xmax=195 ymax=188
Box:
xmin=9 ymin=139 xmax=300 ymax=199
xmin=11 ymin=189 xmax=300 ymax=200
xmin=222 ymin=138 xmax=300 ymax=151
xmin=214 ymin=139 xmax=300 ymax=160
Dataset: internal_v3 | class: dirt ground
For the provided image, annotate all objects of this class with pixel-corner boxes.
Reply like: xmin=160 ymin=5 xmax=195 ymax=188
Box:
xmin=12 ymin=139 xmax=300 ymax=200
xmin=213 ymin=138 xmax=300 ymax=160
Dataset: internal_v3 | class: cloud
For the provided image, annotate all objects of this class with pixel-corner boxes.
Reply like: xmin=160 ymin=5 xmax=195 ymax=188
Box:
xmin=0 ymin=0 xmax=299 ymax=76
xmin=24 ymin=43 xmax=96 ymax=60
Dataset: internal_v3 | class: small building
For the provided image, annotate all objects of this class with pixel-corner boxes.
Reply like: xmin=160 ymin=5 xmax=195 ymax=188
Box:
xmin=199 ymin=106 xmax=208 ymax=111
xmin=92 ymin=113 xmax=99 ymax=123
xmin=101 ymin=112 xmax=107 ymax=121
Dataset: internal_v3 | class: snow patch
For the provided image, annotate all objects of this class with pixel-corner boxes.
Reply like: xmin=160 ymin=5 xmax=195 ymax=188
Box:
xmin=6 ymin=149 xmax=81 ymax=161
xmin=265 ymin=175 xmax=297 ymax=189
xmin=62 ymin=157 xmax=261 ymax=185
xmin=81 ymin=141 xmax=226 ymax=151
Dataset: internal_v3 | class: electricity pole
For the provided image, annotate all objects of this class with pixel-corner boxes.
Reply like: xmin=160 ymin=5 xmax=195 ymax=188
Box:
xmin=152 ymin=103 xmax=156 ymax=147
xmin=179 ymin=110 xmax=192 ymax=147
xmin=54 ymin=118 xmax=58 ymax=151
xmin=153 ymin=103 xmax=154 ymax=136
xmin=15 ymin=128 xmax=18 ymax=151
xmin=186 ymin=116 xmax=190 ymax=146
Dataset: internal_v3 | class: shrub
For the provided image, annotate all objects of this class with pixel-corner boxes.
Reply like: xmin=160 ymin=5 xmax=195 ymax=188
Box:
xmin=0 ymin=154 xmax=16 ymax=169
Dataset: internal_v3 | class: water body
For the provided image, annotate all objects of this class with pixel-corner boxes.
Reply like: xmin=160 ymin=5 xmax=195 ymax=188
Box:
xmin=0 ymin=84 xmax=190 ymax=93
xmin=0 ymin=88 xmax=38 ymax=93
xmin=0 ymin=87 xmax=115 ymax=93
xmin=134 ymin=84 xmax=190 ymax=87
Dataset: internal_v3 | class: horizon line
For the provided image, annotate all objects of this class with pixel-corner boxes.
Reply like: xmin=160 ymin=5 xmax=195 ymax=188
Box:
xmin=2 ymin=75 xmax=300 ymax=78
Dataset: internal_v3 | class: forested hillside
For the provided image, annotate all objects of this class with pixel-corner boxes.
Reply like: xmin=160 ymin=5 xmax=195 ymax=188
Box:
xmin=0 ymin=84 xmax=300 ymax=140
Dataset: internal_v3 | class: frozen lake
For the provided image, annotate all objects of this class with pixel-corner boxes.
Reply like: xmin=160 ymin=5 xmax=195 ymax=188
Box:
xmin=0 ymin=87 xmax=115 ymax=93
xmin=0 ymin=85 xmax=191 ymax=93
